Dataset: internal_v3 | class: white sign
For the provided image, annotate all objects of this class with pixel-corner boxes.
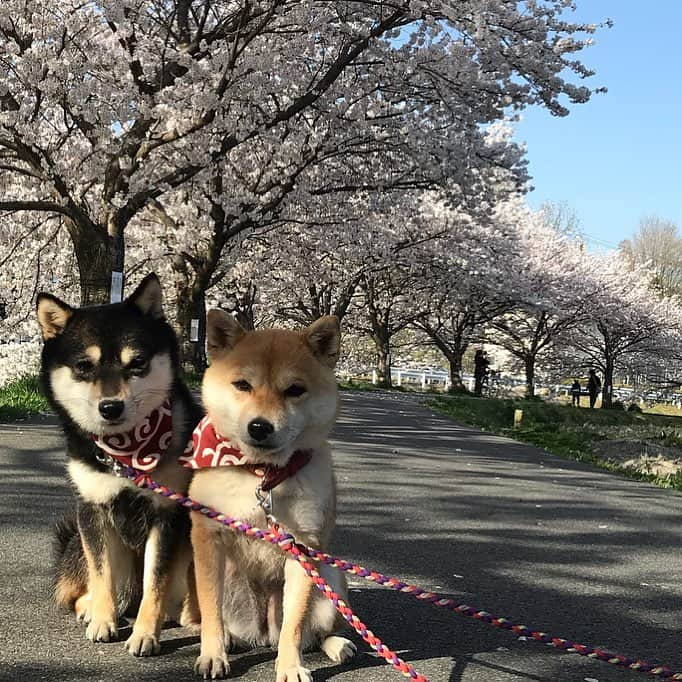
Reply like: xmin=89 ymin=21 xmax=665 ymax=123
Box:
xmin=110 ymin=271 xmax=123 ymax=303
xmin=190 ymin=319 xmax=200 ymax=342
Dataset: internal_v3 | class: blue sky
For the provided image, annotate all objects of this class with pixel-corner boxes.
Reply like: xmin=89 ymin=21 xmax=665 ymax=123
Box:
xmin=514 ymin=2 xmax=682 ymax=249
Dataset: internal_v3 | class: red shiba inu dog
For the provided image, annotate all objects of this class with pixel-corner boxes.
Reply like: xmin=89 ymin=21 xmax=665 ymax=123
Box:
xmin=185 ymin=311 xmax=356 ymax=680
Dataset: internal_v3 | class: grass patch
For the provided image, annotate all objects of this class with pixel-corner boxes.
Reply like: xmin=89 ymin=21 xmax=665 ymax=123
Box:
xmin=0 ymin=375 xmax=50 ymax=421
xmin=645 ymin=403 xmax=682 ymax=417
xmin=338 ymin=378 xmax=394 ymax=392
xmin=428 ymin=395 xmax=682 ymax=491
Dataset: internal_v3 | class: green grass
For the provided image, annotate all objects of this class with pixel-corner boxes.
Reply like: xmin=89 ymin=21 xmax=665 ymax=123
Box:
xmin=0 ymin=375 xmax=50 ymax=421
xmin=428 ymin=394 xmax=682 ymax=491
xmin=337 ymin=378 xmax=404 ymax=392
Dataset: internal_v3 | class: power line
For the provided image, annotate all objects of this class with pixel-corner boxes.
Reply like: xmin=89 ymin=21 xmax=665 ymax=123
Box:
xmin=581 ymin=233 xmax=620 ymax=249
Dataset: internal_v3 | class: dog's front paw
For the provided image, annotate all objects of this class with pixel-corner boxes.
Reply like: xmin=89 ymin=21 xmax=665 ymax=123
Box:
xmin=276 ymin=666 xmax=313 ymax=682
xmin=86 ymin=618 xmax=118 ymax=643
xmin=126 ymin=632 xmax=161 ymax=657
xmin=195 ymin=654 xmax=230 ymax=679
xmin=321 ymin=635 xmax=356 ymax=663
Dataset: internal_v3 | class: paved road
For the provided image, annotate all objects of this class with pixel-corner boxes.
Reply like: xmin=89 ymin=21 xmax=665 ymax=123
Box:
xmin=1 ymin=391 xmax=680 ymax=682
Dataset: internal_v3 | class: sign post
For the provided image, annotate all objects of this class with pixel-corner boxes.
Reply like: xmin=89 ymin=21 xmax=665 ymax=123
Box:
xmin=110 ymin=271 xmax=123 ymax=303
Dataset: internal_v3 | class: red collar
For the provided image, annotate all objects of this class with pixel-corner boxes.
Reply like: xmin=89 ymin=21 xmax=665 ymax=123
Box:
xmin=180 ymin=415 xmax=312 ymax=492
xmin=92 ymin=400 xmax=190 ymax=471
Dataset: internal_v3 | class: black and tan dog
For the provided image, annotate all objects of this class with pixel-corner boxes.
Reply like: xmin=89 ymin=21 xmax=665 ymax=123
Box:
xmin=37 ymin=274 xmax=202 ymax=656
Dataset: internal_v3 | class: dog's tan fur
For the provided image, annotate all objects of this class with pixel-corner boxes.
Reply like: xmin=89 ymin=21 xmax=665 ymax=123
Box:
xmin=189 ymin=312 xmax=355 ymax=680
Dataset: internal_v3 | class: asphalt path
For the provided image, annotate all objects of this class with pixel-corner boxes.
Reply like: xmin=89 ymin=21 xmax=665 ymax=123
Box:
xmin=1 ymin=391 xmax=681 ymax=682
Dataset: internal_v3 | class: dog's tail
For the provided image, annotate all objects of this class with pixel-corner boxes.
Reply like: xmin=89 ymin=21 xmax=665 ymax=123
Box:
xmin=53 ymin=513 xmax=87 ymax=609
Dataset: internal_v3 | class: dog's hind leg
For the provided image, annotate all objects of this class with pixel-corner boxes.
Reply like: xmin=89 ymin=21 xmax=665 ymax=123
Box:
xmin=126 ymin=511 xmax=188 ymax=657
xmin=53 ymin=514 xmax=88 ymax=612
xmin=162 ymin=540 xmax=196 ymax=626
xmin=305 ymin=563 xmax=356 ymax=664
xmin=78 ymin=503 xmax=132 ymax=644
xmin=179 ymin=559 xmax=201 ymax=630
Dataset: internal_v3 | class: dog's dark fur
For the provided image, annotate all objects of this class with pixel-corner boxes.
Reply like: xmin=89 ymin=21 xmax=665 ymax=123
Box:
xmin=37 ymin=274 xmax=202 ymax=656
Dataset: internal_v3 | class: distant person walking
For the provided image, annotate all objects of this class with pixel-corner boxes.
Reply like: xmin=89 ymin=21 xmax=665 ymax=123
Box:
xmin=587 ymin=369 xmax=602 ymax=408
xmin=474 ymin=349 xmax=489 ymax=397
xmin=570 ymin=378 xmax=582 ymax=407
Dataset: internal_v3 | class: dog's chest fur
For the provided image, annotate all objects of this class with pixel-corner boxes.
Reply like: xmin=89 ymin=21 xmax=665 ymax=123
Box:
xmin=189 ymin=444 xmax=336 ymax=577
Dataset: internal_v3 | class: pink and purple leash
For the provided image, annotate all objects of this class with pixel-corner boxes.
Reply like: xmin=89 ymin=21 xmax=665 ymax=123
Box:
xmin=123 ymin=467 xmax=682 ymax=682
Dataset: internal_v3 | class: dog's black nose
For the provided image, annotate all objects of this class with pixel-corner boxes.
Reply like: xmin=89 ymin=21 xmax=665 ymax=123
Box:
xmin=99 ymin=400 xmax=125 ymax=421
xmin=247 ymin=418 xmax=274 ymax=442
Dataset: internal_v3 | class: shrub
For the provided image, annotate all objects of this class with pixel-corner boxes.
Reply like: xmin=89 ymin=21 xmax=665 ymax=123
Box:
xmin=605 ymin=401 xmax=626 ymax=411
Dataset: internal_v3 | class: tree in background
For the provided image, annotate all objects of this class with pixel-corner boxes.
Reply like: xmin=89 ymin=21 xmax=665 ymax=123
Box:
xmin=413 ymin=198 xmax=516 ymax=391
xmin=619 ymin=216 xmax=682 ymax=298
xmin=568 ymin=253 xmax=674 ymax=408
xmin=539 ymin=201 xmax=583 ymax=240
xmin=487 ymin=202 xmax=594 ymax=398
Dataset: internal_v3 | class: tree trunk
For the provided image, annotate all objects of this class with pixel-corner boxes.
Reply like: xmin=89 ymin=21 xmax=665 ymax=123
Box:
xmin=176 ymin=286 xmax=207 ymax=375
xmin=415 ymin=322 xmax=468 ymax=393
xmin=71 ymin=224 xmax=124 ymax=305
xmin=449 ymin=355 xmax=464 ymax=391
xmin=601 ymin=360 xmax=614 ymax=408
xmin=524 ymin=355 xmax=535 ymax=398
xmin=446 ymin=341 xmax=469 ymax=393
xmin=373 ymin=336 xmax=392 ymax=388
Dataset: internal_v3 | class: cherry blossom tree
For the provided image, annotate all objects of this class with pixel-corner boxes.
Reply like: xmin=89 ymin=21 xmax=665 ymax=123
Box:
xmin=412 ymin=197 xmax=519 ymax=390
xmin=0 ymin=214 xmax=78 ymax=383
xmin=354 ymin=267 xmax=422 ymax=388
xmin=486 ymin=203 xmax=595 ymax=397
xmin=567 ymin=253 xmax=675 ymax=408
xmin=0 ymin=0 xmax=602 ymax=307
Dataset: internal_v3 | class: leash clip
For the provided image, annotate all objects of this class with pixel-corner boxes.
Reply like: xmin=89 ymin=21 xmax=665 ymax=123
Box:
xmin=254 ymin=484 xmax=277 ymax=526
xmin=95 ymin=451 xmax=113 ymax=467
xmin=95 ymin=451 xmax=125 ymax=478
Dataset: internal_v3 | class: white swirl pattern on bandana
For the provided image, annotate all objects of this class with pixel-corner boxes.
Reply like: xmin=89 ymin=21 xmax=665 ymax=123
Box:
xmin=179 ymin=416 xmax=247 ymax=469
xmin=94 ymin=401 xmax=181 ymax=472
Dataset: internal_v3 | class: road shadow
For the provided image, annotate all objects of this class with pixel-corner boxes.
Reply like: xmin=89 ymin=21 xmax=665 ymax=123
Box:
xmin=1 ymin=391 xmax=680 ymax=681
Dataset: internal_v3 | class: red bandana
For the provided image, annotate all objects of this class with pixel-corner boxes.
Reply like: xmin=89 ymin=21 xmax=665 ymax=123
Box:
xmin=93 ymin=400 xmax=191 ymax=472
xmin=180 ymin=415 xmax=312 ymax=492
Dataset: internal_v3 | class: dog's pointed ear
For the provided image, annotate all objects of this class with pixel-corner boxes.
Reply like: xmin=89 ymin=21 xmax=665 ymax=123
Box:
xmin=127 ymin=273 xmax=164 ymax=319
xmin=206 ymin=309 xmax=246 ymax=359
xmin=36 ymin=293 xmax=74 ymax=340
xmin=305 ymin=316 xmax=340 ymax=368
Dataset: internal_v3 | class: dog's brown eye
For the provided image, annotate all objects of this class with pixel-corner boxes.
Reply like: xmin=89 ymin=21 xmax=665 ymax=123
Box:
xmin=284 ymin=384 xmax=306 ymax=398
xmin=74 ymin=359 xmax=94 ymax=374
xmin=232 ymin=380 xmax=252 ymax=392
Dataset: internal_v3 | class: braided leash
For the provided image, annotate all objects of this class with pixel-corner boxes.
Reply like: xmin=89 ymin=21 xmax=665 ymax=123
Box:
xmin=123 ymin=468 xmax=426 ymax=681
xmin=297 ymin=548 xmax=682 ymax=680
xmin=122 ymin=467 xmax=682 ymax=681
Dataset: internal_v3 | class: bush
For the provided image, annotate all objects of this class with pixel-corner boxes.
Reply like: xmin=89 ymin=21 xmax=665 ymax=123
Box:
xmin=604 ymin=401 xmax=626 ymax=411
xmin=447 ymin=383 xmax=471 ymax=396
xmin=627 ymin=402 xmax=643 ymax=413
